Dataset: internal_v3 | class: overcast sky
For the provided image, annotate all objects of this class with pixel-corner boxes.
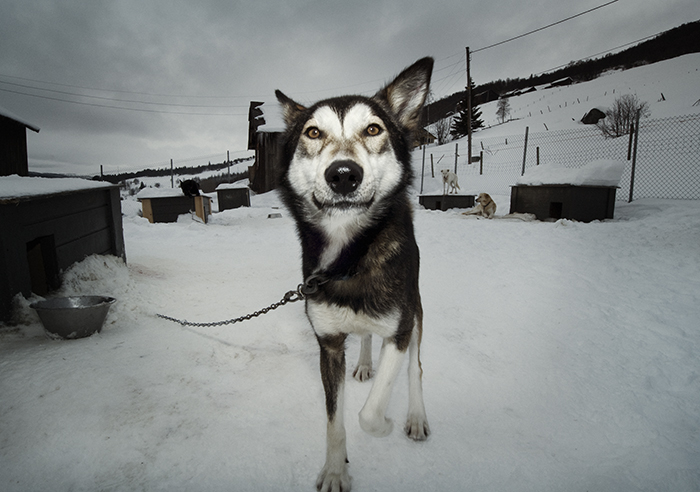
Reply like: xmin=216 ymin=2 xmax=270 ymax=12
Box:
xmin=1 ymin=0 xmax=698 ymax=175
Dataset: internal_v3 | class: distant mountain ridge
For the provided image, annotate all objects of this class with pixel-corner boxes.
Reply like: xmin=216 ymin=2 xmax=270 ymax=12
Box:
xmin=424 ymin=20 xmax=700 ymax=125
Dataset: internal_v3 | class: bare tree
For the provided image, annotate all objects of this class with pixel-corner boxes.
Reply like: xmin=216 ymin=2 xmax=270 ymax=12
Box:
xmin=496 ymin=97 xmax=511 ymax=124
xmin=433 ymin=116 xmax=452 ymax=145
xmin=597 ymin=94 xmax=651 ymax=138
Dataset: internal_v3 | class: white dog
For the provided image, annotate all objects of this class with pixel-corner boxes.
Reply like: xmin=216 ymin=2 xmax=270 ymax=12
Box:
xmin=462 ymin=192 xmax=497 ymax=218
xmin=441 ymin=169 xmax=460 ymax=194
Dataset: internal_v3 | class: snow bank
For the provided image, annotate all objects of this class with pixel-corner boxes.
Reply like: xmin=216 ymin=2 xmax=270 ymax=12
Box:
xmin=517 ymin=159 xmax=625 ymax=186
xmin=0 ymin=175 xmax=112 ymax=199
xmin=135 ymin=187 xmax=186 ymax=199
xmin=256 ymin=100 xmax=285 ymax=133
xmin=215 ymin=179 xmax=250 ymax=190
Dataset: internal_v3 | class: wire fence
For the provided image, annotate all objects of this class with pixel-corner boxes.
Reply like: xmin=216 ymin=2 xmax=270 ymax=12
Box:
xmin=424 ymin=112 xmax=700 ymax=201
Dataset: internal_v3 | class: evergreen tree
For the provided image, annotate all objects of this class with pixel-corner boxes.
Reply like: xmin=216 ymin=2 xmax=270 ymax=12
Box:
xmin=450 ymin=103 xmax=483 ymax=138
xmin=450 ymin=78 xmax=484 ymax=138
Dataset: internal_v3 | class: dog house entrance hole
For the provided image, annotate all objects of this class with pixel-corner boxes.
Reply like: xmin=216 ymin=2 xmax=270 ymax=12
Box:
xmin=26 ymin=236 xmax=60 ymax=296
xmin=549 ymin=202 xmax=563 ymax=220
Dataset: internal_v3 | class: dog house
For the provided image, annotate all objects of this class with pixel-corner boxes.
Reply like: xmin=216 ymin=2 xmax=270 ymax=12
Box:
xmin=0 ymin=176 xmax=125 ymax=322
xmin=137 ymin=189 xmax=211 ymax=223
xmin=419 ymin=194 xmax=475 ymax=211
xmin=216 ymin=184 xmax=250 ymax=211
xmin=509 ymin=185 xmax=617 ymax=222
xmin=511 ymin=160 xmax=624 ymax=222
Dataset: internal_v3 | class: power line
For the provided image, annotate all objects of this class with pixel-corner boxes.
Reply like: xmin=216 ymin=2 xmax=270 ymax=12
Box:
xmin=0 ymin=72 xmax=252 ymax=100
xmin=0 ymin=87 xmax=246 ymax=116
xmin=472 ymin=0 xmax=621 ymax=53
xmin=0 ymin=79 xmax=249 ymax=108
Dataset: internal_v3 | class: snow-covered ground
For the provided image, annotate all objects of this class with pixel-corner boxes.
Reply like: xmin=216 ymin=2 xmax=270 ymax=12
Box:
xmin=2 ymin=53 xmax=700 ymax=491
xmin=2 ymin=185 xmax=699 ymax=491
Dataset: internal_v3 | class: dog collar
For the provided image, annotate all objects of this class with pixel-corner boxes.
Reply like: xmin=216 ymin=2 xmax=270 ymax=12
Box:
xmin=300 ymin=271 xmax=356 ymax=296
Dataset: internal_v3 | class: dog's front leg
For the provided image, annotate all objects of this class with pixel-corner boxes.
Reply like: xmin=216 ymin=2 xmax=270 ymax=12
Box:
xmin=352 ymin=334 xmax=373 ymax=382
xmin=405 ymin=320 xmax=430 ymax=440
xmin=316 ymin=334 xmax=351 ymax=492
xmin=358 ymin=340 xmax=405 ymax=437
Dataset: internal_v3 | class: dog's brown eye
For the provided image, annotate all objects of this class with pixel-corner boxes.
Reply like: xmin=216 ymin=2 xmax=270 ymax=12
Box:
xmin=365 ymin=124 xmax=382 ymax=137
xmin=305 ymin=127 xmax=321 ymax=139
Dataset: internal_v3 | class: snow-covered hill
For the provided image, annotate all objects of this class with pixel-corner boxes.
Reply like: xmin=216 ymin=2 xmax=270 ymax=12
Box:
xmin=475 ymin=53 xmax=700 ymax=136
xmin=418 ymin=53 xmax=700 ymax=200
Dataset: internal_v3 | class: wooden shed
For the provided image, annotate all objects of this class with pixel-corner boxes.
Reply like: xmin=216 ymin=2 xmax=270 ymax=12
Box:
xmin=419 ymin=194 xmax=475 ymax=211
xmin=247 ymin=101 xmax=284 ymax=194
xmin=136 ymin=188 xmax=212 ymax=223
xmin=0 ymin=105 xmax=40 ymax=177
xmin=510 ymin=184 xmax=617 ymax=222
xmin=216 ymin=184 xmax=250 ymax=211
xmin=0 ymin=176 xmax=126 ymax=322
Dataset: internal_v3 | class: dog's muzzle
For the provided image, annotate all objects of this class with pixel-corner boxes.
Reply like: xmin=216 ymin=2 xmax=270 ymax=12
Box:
xmin=325 ymin=160 xmax=363 ymax=196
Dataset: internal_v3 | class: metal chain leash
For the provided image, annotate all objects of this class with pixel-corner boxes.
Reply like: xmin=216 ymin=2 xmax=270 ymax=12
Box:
xmin=155 ymin=274 xmax=329 ymax=327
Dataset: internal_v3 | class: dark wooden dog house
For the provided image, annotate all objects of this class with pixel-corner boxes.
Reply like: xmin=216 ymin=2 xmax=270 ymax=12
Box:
xmin=139 ymin=194 xmax=211 ymax=223
xmin=216 ymin=186 xmax=250 ymax=211
xmin=0 ymin=178 xmax=125 ymax=322
xmin=509 ymin=185 xmax=617 ymax=222
xmin=419 ymin=194 xmax=475 ymax=211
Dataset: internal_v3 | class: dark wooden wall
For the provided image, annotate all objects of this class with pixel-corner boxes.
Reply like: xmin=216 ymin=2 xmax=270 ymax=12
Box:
xmin=0 ymin=186 xmax=125 ymax=321
xmin=510 ymin=185 xmax=617 ymax=222
xmin=0 ymin=116 xmax=29 ymax=176
xmin=249 ymin=131 xmax=283 ymax=194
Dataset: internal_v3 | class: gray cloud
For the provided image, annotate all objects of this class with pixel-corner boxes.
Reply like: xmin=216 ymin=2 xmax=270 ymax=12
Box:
xmin=1 ymin=0 xmax=697 ymax=174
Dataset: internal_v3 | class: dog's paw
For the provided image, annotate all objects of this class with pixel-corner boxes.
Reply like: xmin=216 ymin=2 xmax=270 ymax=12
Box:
xmin=404 ymin=414 xmax=430 ymax=441
xmin=352 ymin=364 xmax=372 ymax=382
xmin=316 ymin=464 xmax=351 ymax=492
xmin=359 ymin=411 xmax=394 ymax=437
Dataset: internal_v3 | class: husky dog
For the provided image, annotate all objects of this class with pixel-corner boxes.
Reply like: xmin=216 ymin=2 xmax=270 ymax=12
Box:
xmin=441 ymin=169 xmax=460 ymax=194
xmin=463 ymin=192 xmax=497 ymax=218
xmin=276 ymin=57 xmax=433 ymax=491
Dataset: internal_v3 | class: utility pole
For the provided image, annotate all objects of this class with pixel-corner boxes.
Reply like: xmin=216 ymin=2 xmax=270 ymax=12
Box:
xmin=466 ymin=47 xmax=472 ymax=166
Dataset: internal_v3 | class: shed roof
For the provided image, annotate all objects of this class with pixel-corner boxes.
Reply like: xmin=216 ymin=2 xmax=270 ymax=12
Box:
xmin=0 ymin=104 xmax=40 ymax=133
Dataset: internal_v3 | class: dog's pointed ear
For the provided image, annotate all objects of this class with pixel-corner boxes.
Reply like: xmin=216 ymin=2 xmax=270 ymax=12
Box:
xmin=374 ymin=57 xmax=433 ymax=131
xmin=275 ymin=90 xmax=307 ymax=128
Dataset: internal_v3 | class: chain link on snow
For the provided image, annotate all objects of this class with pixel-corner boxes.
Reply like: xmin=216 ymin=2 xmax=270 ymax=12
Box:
xmin=155 ymin=274 xmax=330 ymax=327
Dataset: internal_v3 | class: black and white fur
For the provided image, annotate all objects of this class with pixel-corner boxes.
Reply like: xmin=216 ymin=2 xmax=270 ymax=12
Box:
xmin=276 ymin=57 xmax=433 ymax=491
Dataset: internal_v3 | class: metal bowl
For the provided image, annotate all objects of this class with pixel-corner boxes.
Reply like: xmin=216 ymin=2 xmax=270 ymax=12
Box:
xmin=30 ymin=296 xmax=116 ymax=339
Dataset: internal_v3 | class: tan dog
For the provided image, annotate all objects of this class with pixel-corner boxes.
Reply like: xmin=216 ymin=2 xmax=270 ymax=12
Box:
xmin=463 ymin=192 xmax=497 ymax=218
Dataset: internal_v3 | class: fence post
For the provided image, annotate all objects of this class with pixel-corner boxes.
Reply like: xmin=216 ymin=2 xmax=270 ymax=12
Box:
xmin=430 ymin=154 xmax=434 ymax=178
xmin=479 ymin=151 xmax=483 ymax=175
xmin=536 ymin=146 xmax=540 ymax=166
xmin=170 ymin=159 xmax=174 ymax=188
xmin=627 ymin=122 xmax=634 ymax=160
xmin=420 ymin=146 xmax=426 ymax=194
xmin=454 ymin=143 xmax=459 ymax=174
xmin=628 ymin=111 xmax=641 ymax=203
xmin=521 ymin=127 xmax=529 ymax=176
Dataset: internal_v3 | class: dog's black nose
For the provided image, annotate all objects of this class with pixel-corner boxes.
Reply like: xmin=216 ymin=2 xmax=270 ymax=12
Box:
xmin=325 ymin=160 xmax=363 ymax=195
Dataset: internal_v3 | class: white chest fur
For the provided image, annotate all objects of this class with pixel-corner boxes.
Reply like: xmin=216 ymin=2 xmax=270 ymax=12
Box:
xmin=306 ymin=299 xmax=400 ymax=339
